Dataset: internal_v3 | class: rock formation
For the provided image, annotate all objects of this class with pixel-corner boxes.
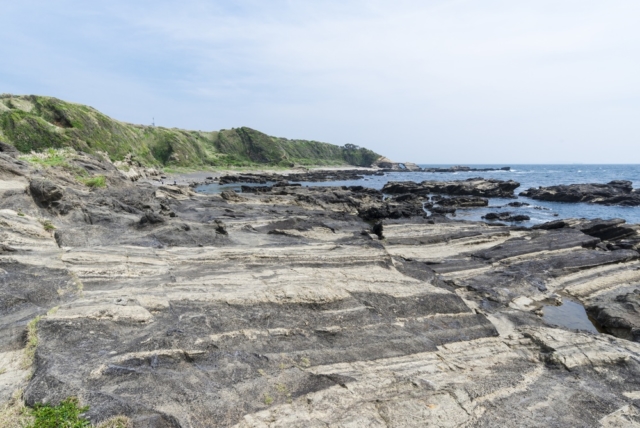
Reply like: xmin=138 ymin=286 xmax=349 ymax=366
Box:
xmin=382 ymin=178 xmax=520 ymax=198
xmin=520 ymin=180 xmax=640 ymax=206
xmin=2 ymin=152 xmax=640 ymax=427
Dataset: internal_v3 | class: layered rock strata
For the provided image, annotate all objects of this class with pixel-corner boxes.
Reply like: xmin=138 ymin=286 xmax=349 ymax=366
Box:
xmin=2 ymin=153 xmax=640 ymax=427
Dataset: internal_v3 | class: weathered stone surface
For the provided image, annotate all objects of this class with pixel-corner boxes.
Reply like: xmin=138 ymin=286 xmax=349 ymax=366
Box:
xmin=29 ymin=178 xmax=63 ymax=207
xmin=482 ymin=212 xmax=530 ymax=222
xmin=520 ymin=180 xmax=640 ymax=206
xmin=3 ymin=155 xmax=640 ymax=427
xmin=433 ymin=196 xmax=489 ymax=208
xmin=382 ymin=178 xmax=520 ymax=198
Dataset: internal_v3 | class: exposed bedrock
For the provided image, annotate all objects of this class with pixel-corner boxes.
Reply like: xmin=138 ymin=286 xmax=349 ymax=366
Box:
xmin=382 ymin=178 xmax=520 ymax=198
xmin=482 ymin=212 xmax=530 ymax=222
xmin=217 ymin=169 xmax=384 ymax=185
xmin=4 ymin=153 xmax=640 ymax=426
xmin=520 ymin=180 xmax=640 ymax=206
xmin=431 ymin=196 xmax=489 ymax=208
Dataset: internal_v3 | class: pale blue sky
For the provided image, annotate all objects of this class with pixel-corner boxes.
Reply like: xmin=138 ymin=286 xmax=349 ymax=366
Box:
xmin=2 ymin=0 xmax=639 ymax=163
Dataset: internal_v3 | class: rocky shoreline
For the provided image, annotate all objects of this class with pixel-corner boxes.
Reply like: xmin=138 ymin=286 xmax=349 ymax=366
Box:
xmin=2 ymin=151 xmax=640 ymax=427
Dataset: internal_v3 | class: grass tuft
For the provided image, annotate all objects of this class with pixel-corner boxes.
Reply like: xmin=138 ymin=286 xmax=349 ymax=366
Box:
xmin=29 ymin=397 xmax=90 ymax=428
xmin=22 ymin=316 xmax=41 ymax=370
xmin=263 ymin=394 xmax=274 ymax=406
xmin=80 ymin=176 xmax=106 ymax=188
xmin=40 ymin=220 xmax=55 ymax=232
xmin=0 ymin=389 xmax=34 ymax=428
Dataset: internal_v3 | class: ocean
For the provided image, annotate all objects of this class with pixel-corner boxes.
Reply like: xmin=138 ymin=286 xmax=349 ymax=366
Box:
xmin=196 ymin=164 xmax=640 ymax=226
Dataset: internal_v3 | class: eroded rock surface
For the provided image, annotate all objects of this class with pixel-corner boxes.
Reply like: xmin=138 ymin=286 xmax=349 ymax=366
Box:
xmin=382 ymin=178 xmax=520 ymax=198
xmin=2 ymin=153 xmax=640 ymax=427
xmin=521 ymin=180 xmax=640 ymax=206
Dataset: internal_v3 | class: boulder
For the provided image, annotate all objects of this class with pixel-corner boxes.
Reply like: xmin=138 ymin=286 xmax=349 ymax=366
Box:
xmin=29 ymin=178 xmax=63 ymax=207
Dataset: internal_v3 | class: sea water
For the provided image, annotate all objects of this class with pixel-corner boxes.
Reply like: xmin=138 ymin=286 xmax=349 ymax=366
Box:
xmin=196 ymin=164 xmax=640 ymax=226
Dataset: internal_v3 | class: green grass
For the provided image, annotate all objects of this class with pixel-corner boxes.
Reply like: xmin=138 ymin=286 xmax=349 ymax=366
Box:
xmin=40 ymin=220 xmax=55 ymax=232
xmin=80 ymin=176 xmax=106 ymax=188
xmin=1 ymin=95 xmax=381 ymax=168
xmin=19 ymin=148 xmax=73 ymax=168
xmin=29 ymin=397 xmax=90 ymax=428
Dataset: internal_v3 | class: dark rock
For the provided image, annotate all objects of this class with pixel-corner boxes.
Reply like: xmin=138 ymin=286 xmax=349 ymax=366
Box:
xmin=573 ymin=218 xmax=637 ymax=242
xmin=588 ymin=290 xmax=640 ymax=342
xmin=532 ymin=220 xmax=567 ymax=230
xmin=421 ymin=166 xmax=511 ymax=173
xmin=214 ymin=220 xmax=228 ymax=235
xmin=372 ymin=222 xmax=384 ymax=239
xmin=382 ymin=178 xmax=520 ymax=198
xmin=507 ymin=201 xmax=529 ymax=207
xmin=0 ymin=141 xmax=19 ymax=158
xmin=520 ymin=181 xmax=640 ymax=206
xmin=482 ymin=212 xmax=530 ymax=222
xmin=435 ymin=196 xmax=489 ymax=208
xmin=139 ymin=211 xmax=166 ymax=225
xmin=473 ymin=229 xmax=601 ymax=262
xmin=29 ymin=179 xmax=63 ymax=207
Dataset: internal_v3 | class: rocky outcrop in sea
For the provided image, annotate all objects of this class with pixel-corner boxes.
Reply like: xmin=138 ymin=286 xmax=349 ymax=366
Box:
xmin=520 ymin=180 xmax=640 ymax=206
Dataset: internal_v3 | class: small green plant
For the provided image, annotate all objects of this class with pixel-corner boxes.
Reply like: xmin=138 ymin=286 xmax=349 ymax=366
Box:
xmin=80 ymin=176 xmax=106 ymax=188
xmin=17 ymin=211 xmax=25 ymax=217
xmin=299 ymin=357 xmax=311 ymax=368
xmin=40 ymin=220 xmax=55 ymax=232
xmin=263 ymin=394 xmax=274 ymax=405
xmin=29 ymin=397 xmax=90 ymax=428
xmin=22 ymin=316 xmax=41 ymax=369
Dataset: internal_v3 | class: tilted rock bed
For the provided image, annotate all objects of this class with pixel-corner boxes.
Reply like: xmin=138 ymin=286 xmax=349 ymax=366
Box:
xmin=2 ymin=153 xmax=640 ymax=426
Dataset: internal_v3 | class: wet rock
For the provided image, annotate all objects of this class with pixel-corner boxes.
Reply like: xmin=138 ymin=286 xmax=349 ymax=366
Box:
xmin=520 ymin=180 xmax=640 ymax=206
xmin=482 ymin=212 xmax=530 ymax=222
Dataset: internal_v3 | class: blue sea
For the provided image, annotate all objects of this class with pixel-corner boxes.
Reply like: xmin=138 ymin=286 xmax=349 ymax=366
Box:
xmin=196 ymin=165 xmax=640 ymax=226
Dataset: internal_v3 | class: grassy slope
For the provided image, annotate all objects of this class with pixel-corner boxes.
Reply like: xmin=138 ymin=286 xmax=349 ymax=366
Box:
xmin=0 ymin=95 xmax=380 ymax=168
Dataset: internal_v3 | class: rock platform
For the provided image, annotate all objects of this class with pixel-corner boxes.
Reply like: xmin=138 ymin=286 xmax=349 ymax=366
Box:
xmin=2 ymin=153 xmax=640 ymax=427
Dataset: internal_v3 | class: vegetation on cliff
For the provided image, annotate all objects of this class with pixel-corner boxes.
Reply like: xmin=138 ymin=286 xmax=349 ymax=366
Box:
xmin=0 ymin=95 xmax=380 ymax=168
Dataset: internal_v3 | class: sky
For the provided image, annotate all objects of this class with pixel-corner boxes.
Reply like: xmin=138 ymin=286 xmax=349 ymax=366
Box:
xmin=1 ymin=0 xmax=639 ymax=163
